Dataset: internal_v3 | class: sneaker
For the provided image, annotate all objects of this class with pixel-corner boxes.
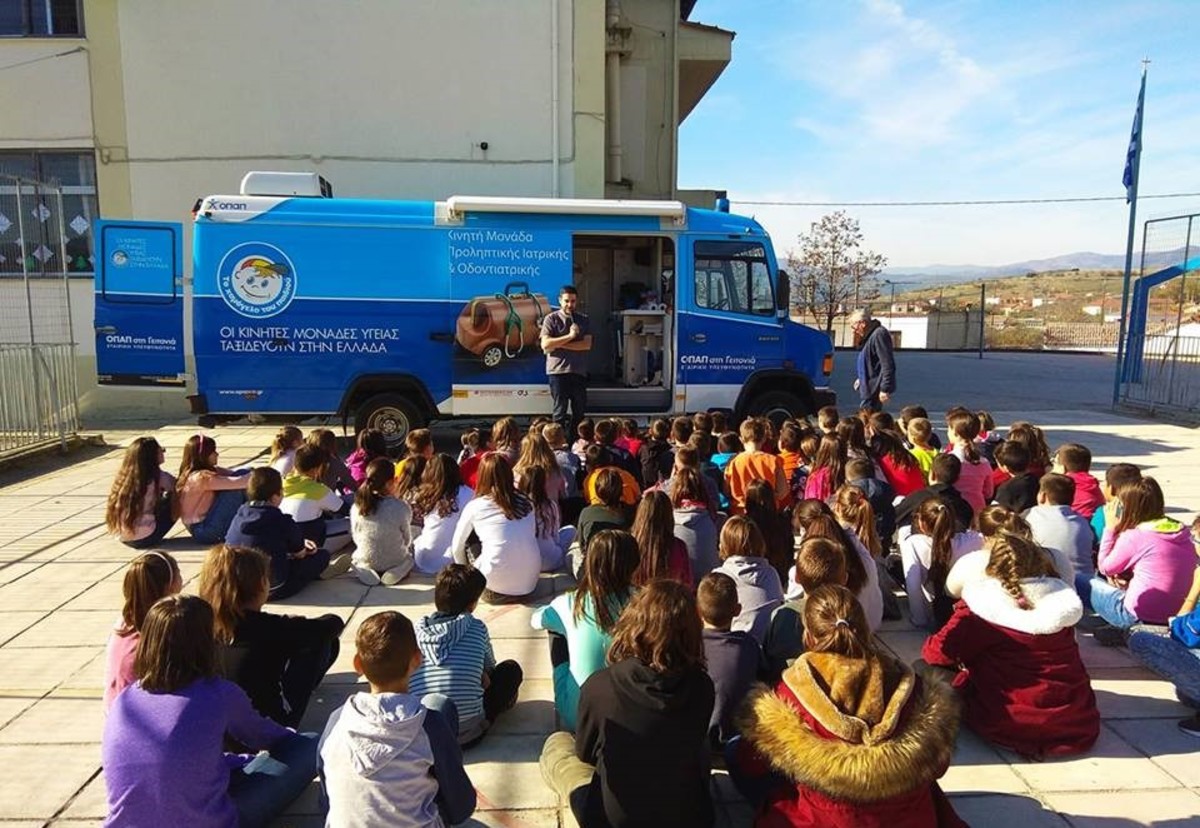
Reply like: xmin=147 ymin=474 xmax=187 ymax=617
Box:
xmin=354 ymin=566 xmax=382 ymax=586
xmin=1178 ymin=715 xmax=1200 ymax=738
xmin=1093 ymin=625 xmax=1128 ymax=648
xmin=321 ymin=553 xmax=353 ymax=580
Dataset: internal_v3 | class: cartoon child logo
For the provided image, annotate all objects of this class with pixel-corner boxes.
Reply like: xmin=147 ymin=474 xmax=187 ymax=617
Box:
xmin=216 ymin=242 xmax=297 ymax=318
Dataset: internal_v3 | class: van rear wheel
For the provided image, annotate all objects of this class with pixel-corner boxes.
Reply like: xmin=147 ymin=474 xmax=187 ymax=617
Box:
xmin=355 ymin=393 xmax=424 ymax=449
xmin=747 ymin=391 xmax=807 ymax=430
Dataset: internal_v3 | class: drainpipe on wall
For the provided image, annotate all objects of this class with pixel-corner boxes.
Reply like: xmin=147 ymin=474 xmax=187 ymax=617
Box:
xmin=605 ymin=0 xmax=630 ymax=186
xmin=550 ymin=0 xmax=560 ymax=196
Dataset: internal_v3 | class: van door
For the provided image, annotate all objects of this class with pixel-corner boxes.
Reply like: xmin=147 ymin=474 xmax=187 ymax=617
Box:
xmin=677 ymin=238 xmax=783 ymax=412
xmin=94 ymin=220 xmax=186 ymax=386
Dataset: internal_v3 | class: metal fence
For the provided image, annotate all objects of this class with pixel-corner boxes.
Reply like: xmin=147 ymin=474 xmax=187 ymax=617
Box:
xmin=1119 ymin=333 xmax=1200 ymax=414
xmin=1117 ymin=213 xmax=1199 ymax=420
xmin=0 ymin=174 xmax=80 ymax=457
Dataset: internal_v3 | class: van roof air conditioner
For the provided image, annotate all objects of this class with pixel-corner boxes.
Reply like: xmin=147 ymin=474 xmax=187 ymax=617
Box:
xmin=240 ymin=171 xmax=333 ymax=198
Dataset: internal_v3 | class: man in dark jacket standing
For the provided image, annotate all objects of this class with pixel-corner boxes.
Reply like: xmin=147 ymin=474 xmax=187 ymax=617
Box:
xmin=850 ymin=308 xmax=895 ymax=412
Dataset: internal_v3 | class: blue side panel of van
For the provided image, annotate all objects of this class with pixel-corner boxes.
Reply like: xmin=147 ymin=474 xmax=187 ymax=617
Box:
xmin=192 ymin=199 xmax=666 ymax=415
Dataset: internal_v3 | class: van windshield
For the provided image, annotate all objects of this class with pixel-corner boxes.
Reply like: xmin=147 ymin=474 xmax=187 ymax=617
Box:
xmin=693 ymin=241 xmax=773 ymax=316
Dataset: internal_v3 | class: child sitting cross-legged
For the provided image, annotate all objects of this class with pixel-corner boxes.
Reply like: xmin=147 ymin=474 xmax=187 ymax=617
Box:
xmin=539 ymin=580 xmax=716 ymax=828
xmin=730 ymin=584 xmax=966 ymax=828
xmin=900 ymin=497 xmax=985 ymax=632
xmin=531 ymin=529 xmax=640 ymax=732
xmin=350 ymin=458 xmax=415 ymax=586
xmin=200 ymin=544 xmax=345 ymax=728
xmin=102 ymin=595 xmax=318 ymax=828
xmin=699 ymin=571 xmax=763 ymax=748
xmin=408 ymin=564 xmax=524 ymax=745
xmin=225 ymin=467 xmax=349 ymax=600
xmin=923 ymin=530 xmax=1099 ymax=758
xmin=281 ymin=444 xmax=352 ymax=552
xmin=318 ymin=610 xmax=476 ymax=828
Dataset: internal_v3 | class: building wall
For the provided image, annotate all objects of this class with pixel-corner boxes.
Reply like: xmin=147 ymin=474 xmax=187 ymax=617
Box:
xmin=3 ymin=0 xmax=711 ymax=422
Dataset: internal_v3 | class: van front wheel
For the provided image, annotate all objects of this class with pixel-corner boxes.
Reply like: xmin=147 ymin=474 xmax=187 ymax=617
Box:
xmin=747 ymin=390 xmax=807 ymax=430
xmin=355 ymin=394 xmax=425 ymax=449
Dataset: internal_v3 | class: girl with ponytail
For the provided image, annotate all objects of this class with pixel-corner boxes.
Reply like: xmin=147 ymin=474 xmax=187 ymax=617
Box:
xmin=732 ymin=584 xmax=966 ymax=827
xmin=900 ymin=497 xmax=984 ymax=630
xmin=177 ymin=434 xmax=250 ymax=544
xmin=349 ymin=457 xmax=414 ymax=585
xmin=792 ymin=498 xmax=882 ymax=631
xmin=268 ymin=426 xmax=304 ymax=476
xmin=923 ymin=532 xmax=1099 ymax=758
xmin=104 ymin=551 xmax=182 ymax=711
xmin=946 ymin=410 xmax=994 ymax=515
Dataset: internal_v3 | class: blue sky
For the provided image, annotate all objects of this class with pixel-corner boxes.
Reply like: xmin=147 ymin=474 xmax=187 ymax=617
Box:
xmin=678 ymin=0 xmax=1200 ymax=268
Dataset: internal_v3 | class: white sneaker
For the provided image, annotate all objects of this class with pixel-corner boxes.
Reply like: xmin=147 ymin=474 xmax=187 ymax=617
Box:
xmin=321 ymin=553 xmax=353 ymax=580
xmin=355 ymin=566 xmax=382 ymax=586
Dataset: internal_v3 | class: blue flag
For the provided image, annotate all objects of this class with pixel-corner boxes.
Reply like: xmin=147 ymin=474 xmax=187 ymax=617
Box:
xmin=1123 ymin=72 xmax=1146 ymax=204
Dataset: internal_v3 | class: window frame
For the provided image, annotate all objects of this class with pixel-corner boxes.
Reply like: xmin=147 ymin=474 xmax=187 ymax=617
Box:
xmin=0 ymin=0 xmax=85 ymax=38
xmin=0 ymin=148 xmax=99 ymax=277
xmin=691 ymin=240 xmax=776 ymax=318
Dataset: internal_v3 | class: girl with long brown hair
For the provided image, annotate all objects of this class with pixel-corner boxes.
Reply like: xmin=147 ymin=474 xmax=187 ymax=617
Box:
xmin=515 ymin=431 xmax=572 ymax=572
xmin=802 ymin=433 xmax=847 ymax=501
xmin=106 ymin=436 xmax=178 ymax=548
xmin=947 ymin=410 xmax=994 ymax=515
xmin=102 ymin=593 xmax=319 ymax=827
xmin=868 ymin=412 xmax=925 ymax=497
xmin=268 ymin=425 xmax=304 ymax=476
xmin=540 ymin=579 xmax=715 ymax=828
xmin=1088 ymin=476 xmax=1195 ymax=628
xmin=198 ymin=544 xmax=344 ymax=727
xmin=924 ymin=532 xmax=1099 ymax=758
xmin=450 ymin=454 xmax=541 ymax=600
xmin=734 ymin=584 xmax=966 ymax=828
xmin=531 ymin=528 xmax=640 ymax=731
xmin=746 ymin=478 xmax=797 ymax=583
xmin=412 ymin=453 xmax=475 ymax=574
xmin=177 ymin=433 xmax=250 ymax=544
xmin=946 ymin=504 xmax=1072 ymax=599
xmin=900 ymin=496 xmax=984 ymax=630
xmin=103 ymin=550 xmax=181 ymax=711
xmin=631 ymin=489 xmax=692 ymax=587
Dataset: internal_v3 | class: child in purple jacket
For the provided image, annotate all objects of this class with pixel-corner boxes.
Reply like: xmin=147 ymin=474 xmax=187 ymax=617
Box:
xmin=102 ymin=595 xmax=316 ymax=828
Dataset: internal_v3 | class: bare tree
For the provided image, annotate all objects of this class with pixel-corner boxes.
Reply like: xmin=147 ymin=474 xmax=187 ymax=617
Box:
xmin=785 ymin=211 xmax=887 ymax=334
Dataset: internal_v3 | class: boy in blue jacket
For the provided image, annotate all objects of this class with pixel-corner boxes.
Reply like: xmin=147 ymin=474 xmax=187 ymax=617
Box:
xmin=319 ymin=610 xmax=476 ymax=827
xmin=225 ymin=467 xmax=348 ymax=600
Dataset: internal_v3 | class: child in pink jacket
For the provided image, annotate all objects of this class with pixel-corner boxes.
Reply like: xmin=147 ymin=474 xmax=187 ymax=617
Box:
xmin=1083 ymin=477 xmax=1194 ymax=629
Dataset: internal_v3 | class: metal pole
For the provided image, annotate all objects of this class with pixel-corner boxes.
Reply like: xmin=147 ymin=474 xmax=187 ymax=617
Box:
xmin=1113 ymin=64 xmax=1147 ymax=407
xmin=15 ymin=178 xmax=45 ymax=439
xmin=978 ymin=282 xmax=985 ymax=359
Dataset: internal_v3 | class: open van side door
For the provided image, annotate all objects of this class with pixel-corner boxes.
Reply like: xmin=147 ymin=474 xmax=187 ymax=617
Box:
xmin=93 ymin=220 xmax=186 ymax=387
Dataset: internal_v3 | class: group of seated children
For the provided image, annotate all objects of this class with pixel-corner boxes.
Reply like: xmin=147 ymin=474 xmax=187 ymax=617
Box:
xmin=100 ymin=402 xmax=1200 ymax=827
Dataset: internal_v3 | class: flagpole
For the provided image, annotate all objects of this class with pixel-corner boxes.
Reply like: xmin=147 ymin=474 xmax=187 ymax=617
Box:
xmin=1112 ymin=62 xmax=1148 ymax=408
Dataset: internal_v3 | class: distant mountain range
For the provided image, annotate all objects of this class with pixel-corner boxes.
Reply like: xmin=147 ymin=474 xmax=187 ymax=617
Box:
xmin=884 ymin=248 xmax=1190 ymax=289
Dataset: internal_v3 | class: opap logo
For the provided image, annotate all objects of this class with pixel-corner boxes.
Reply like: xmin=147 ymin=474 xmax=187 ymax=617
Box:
xmin=217 ymin=242 xmax=297 ymax=318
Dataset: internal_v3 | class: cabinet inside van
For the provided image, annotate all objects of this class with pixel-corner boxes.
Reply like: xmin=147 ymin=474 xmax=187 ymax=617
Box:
xmin=573 ymin=235 xmax=675 ymax=412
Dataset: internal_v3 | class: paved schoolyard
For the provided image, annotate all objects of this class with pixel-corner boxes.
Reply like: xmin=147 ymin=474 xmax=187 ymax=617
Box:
xmin=1 ymin=405 xmax=1199 ymax=825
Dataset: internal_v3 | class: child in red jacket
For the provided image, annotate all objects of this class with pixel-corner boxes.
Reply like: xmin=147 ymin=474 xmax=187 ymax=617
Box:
xmin=922 ymin=531 xmax=1099 ymax=758
xmin=731 ymin=585 xmax=966 ymax=828
xmin=1053 ymin=443 xmax=1106 ymax=520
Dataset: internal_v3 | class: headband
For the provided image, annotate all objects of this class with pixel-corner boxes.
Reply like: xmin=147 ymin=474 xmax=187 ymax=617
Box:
xmin=140 ymin=550 xmax=175 ymax=572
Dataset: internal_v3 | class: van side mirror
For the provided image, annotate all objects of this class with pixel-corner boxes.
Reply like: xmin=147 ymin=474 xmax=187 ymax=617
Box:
xmin=776 ymin=268 xmax=790 ymax=319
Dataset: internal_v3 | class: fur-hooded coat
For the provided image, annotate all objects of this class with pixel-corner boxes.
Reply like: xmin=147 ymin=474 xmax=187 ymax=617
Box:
xmin=736 ymin=651 xmax=966 ymax=828
xmin=922 ymin=575 xmax=1099 ymax=758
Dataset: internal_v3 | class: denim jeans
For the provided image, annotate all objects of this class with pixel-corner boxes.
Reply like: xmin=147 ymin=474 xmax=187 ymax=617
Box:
xmin=548 ymin=372 xmax=587 ymax=436
xmin=229 ymin=731 xmax=318 ymax=827
xmin=186 ymin=489 xmax=246 ymax=545
xmin=1079 ymin=576 xmax=1141 ymax=629
xmin=1128 ymin=631 xmax=1200 ymax=708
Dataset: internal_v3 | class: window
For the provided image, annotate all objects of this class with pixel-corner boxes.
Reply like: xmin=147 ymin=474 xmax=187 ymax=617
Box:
xmin=0 ymin=150 xmax=98 ymax=275
xmin=0 ymin=0 xmax=83 ymax=36
xmin=692 ymin=240 xmax=774 ymax=316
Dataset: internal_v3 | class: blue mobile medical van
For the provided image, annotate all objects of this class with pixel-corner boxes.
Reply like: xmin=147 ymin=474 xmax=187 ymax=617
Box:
xmin=94 ymin=172 xmax=834 ymax=440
